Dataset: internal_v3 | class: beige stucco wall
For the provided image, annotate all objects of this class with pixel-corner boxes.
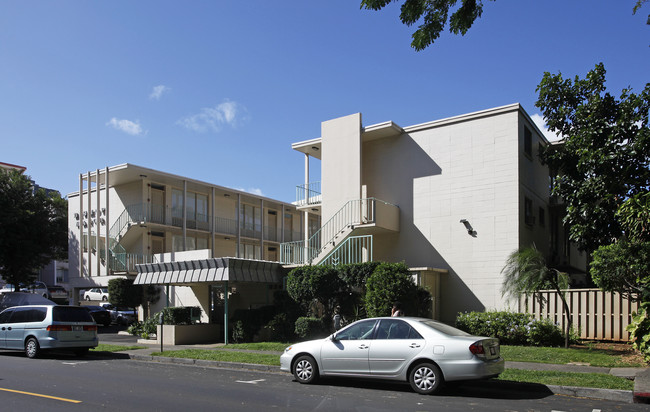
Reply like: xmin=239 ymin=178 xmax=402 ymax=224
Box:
xmin=321 ymin=113 xmax=362 ymax=226
xmin=357 ymin=108 xmax=541 ymax=322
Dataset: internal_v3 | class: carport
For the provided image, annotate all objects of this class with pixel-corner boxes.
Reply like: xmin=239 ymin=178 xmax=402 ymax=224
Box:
xmin=134 ymin=257 xmax=285 ymax=344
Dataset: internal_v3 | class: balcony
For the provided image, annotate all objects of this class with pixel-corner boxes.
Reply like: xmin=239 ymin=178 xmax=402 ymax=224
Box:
xmin=296 ymin=181 xmax=321 ymax=207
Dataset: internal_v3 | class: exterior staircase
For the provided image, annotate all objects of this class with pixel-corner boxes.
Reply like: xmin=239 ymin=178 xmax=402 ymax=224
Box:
xmin=280 ymin=197 xmax=398 ymax=266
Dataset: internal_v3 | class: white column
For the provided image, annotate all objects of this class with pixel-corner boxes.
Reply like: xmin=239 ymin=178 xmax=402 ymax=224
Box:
xmin=96 ymin=169 xmax=100 ymax=277
xmin=304 ymin=153 xmax=309 ymax=252
xmin=104 ymin=167 xmax=110 ymax=275
xmin=87 ymin=171 xmax=92 ymax=277
xmin=79 ymin=174 xmax=84 ymax=277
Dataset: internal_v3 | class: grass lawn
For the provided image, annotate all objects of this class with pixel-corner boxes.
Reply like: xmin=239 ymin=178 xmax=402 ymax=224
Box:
xmin=223 ymin=342 xmax=288 ymax=352
xmin=498 ymin=369 xmax=634 ymax=391
xmin=152 ymin=349 xmax=280 ymax=366
xmin=91 ymin=344 xmax=146 ymax=352
xmin=501 ymin=344 xmax=645 ymax=368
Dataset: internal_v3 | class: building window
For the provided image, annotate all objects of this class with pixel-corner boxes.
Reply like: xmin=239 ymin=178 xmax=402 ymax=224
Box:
xmin=539 ymin=207 xmax=545 ymax=227
xmin=240 ymin=204 xmax=261 ymax=238
xmin=524 ymin=197 xmax=535 ymax=226
xmin=524 ymin=126 xmax=532 ymax=157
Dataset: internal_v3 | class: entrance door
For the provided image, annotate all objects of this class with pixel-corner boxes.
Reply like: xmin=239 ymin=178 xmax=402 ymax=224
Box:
xmin=151 ymin=188 xmax=165 ymax=224
xmin=151 ymin=236 xmax=165 ymax=255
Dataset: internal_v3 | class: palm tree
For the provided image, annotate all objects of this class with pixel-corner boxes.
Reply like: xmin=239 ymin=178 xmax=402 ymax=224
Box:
xmin=501 ymin=245 xmax=572 ymax=348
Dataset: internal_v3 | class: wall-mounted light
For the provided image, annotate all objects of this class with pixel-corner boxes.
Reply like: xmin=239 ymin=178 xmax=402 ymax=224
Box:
xmin=101 ymin=208 xmax=106 ymax=215
xmin=224 ymin=193 xmax=231 ymax=198
xmin=76 ymin=222 xmax=80 ymax=228
xmin=311 ymin=146 xmax=320 ymax=151
xmin=91 ymin=210 xmax=96 ymax=218
xmin=83 ymin=211 xmax=88 ymax=219
xmin=83 ymin=221 xmax=88 ymax=228
xmin=100 ymin=218 xmax=106 ymax=225
xmin=460 ymin=219 xmax=477 ymax=237
xmin=74 ymin=213 xmax=80 ymax=220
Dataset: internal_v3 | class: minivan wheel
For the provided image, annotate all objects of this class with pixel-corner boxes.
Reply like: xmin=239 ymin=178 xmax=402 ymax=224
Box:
xmin=409 ymin=362 xmax=442 ymax=395
xmin=25 ymin=337 xmax=40 ymax=359
xmin=293 ymin=355 xmax=318 ymax=384
xmin=85 ymin=296 xmax=91 ymax=301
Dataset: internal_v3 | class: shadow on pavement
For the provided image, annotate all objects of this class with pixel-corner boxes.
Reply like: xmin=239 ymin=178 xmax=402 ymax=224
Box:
xmin=309 ymin=377 xmax=553 ymax=400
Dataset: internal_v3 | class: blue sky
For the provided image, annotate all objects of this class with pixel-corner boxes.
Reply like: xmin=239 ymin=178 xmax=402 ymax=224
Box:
xmin=1 ymin=1 xmax=648 ymax=202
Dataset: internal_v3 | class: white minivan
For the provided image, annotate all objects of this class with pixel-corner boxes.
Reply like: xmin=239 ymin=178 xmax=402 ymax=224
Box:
xmin=0 ymin=305 xmax=98 ymax=358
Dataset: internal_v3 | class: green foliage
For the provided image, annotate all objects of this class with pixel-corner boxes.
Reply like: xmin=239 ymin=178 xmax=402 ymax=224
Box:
xmin=127 ymin=316 xmax=159 ymax=339
xmin=161 ymin=306 xmax=201 ymax=325
xmin=0 ymin=169 xmax=67 ymax=288
xmin=263 ymin=313 xmax=295 ymax=342
xmin=108 ymin=278 xmax=143 ymax=309
xmin=286 ymin=265 xmax=343 ymax=317
xmin=360 ymin=0 xmax=495 ymax=51
xmin=336 ymin=261 xmax=380 ymax=289
xmin=364 ymin=262 xmax=418 ymax=317
xmin=231 ymin=305 xmax=276 ymax=342
xmin=537 ymin=63 xmax=650 ymax=251
xmin=627 ymin=304 xmax=650 ymax=363
xmin=294 ymin=316 xmax=326 ymax=339
xmin=232 ymin=320 xmax=245 ymax=343
xmin=591 ymin=240 xmax=650 ymax=299
xmin=617 ymin=193 xmax=650 ymax=242
xmin=456 ymin=311 xmax=567 ymax=346
xmin=501 ymin=246 xmax=569 ymax=300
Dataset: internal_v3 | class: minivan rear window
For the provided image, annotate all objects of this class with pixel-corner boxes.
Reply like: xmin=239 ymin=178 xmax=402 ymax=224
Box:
xmin=53 ymin=306 xmax=94 ymax=322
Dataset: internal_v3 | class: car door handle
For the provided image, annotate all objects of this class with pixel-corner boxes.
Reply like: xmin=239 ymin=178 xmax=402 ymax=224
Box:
xmin=409 ymin=343 xmax=420 ymax=348
xmin=358 ymin=344 xmax=369 ymax=349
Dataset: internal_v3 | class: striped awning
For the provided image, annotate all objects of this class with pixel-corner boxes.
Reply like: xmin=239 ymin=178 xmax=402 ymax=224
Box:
xmin=134 ymin=257 xmax=284 ymax=285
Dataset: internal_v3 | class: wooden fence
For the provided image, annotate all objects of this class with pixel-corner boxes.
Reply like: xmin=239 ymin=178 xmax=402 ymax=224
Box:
xmin=519 ymin=288 xmax=640 ymax=342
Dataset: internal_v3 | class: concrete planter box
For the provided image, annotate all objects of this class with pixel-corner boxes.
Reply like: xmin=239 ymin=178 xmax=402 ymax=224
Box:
xmin=156 ymin=324 xmax=222 ymax=345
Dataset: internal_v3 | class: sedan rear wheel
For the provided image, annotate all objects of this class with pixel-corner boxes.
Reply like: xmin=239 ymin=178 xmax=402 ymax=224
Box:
xmin=293 ymin=355 xmax=318 ymax=384
xmin=25 ymin=337 xmax=40 ymax=359
xmin=409 ymin=362 xmax=442 ymax=395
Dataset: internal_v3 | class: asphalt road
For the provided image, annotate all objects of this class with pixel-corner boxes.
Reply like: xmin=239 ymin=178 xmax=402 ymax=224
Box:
xmin=0 ymin=351 xmax=645 ymax=411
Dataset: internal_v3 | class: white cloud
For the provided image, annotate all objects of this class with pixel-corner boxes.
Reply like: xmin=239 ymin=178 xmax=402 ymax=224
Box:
xmin=106 ymin=118 xmax=144 ymax=136
xmin=531 ymin=113 xmax=562 ymax=142
xmin=236 ymin=187 xmax=264 ymax=196
xmin=177 ymin=99 xmax=247 ymax=133
xmin=149 ymin=85 xmax=170 ymax=100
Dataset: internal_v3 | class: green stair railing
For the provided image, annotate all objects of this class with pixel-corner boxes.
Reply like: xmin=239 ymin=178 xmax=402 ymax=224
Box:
xmin=281 ymin=198 xmax=389 ymax=265
xmin=319 ymin=235 xmax=373 ymax=266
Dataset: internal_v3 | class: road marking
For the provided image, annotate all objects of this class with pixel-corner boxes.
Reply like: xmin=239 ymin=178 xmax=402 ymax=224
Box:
xmin=0 ymin=387 xmax=82 ymax=403
xmin=62 ymin=361 xmax=88 ymax=365
xmin=235 ymin=379 xmax=266 ymax=385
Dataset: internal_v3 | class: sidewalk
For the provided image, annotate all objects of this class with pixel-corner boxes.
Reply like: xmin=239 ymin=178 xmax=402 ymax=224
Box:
xmin=97 ymin=332 xmax=649 ymax=404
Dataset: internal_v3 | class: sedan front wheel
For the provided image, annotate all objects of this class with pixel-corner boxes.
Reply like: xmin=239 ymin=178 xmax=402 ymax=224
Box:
xmin=409 ymin=362 xmax=442 ymax=395
xmin=293 ymin=355 xmax=318 ymax=384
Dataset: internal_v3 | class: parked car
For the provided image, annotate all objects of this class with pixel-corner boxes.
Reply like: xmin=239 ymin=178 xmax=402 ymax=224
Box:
xmin=0 ymin=305 xmax=98 ymax=358
xmin=21 ymin=281 xmax=49 ymax=298
xmin=280 ymin=317 xmax=504 ymax=395
xmin=98 ymin=303 xmax=137 ymax=325
xmin=83 ymin=287 xmax=109 ymax=301
xmin=47 ymin=285 xmax=69 ymax=303
xmin=0 ymin=284 xmax=17 ymax=295
xmin=83 ymin=305 xmax=112 ymax=327
xmin=0 ymin=292 xmax=56 ymax=312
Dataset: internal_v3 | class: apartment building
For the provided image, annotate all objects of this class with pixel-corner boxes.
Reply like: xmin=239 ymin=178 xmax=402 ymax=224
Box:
xmin=283 ymin=104 xmax=587 ymax=323
xmin=68 ymin=164 xmax=318 ymax=326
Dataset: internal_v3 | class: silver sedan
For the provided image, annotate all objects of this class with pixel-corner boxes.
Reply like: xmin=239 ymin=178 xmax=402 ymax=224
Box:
xmin=280 ymin=317 xmax=504 ymax=395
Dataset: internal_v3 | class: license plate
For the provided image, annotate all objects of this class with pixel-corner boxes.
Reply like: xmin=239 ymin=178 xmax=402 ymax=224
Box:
xmin=72 ymin=326 xmax=83 ymax=331
xmin=490 ymin=347 xmax=496 ymax=356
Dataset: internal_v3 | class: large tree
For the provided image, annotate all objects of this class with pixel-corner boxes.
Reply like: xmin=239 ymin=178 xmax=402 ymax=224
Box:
xmin=0 ymin=169 xmax=67 ymax=288
xmin=361 ymin=1 xmax=648 ymax=51
xmin=536 ymin=63 xmax=650 ymax=252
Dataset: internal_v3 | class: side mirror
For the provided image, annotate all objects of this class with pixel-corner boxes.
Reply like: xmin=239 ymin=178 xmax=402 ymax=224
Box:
xmin=331 ymin=333 xmax=339 ymax=342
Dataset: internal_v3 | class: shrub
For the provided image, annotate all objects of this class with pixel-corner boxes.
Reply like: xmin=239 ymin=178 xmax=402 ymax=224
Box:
xmin=365 ymin=262 xmax=418 ymax=317
xmin=264 ymin=313 xmax=295 ymax=342
xmin=295 ymin=317 xmax=326 ymax=339
xmin=231 ymin=305 xmax=276 ymax=342
xmin=456 ymin=311 xmax=569 ymax=346
xmin=628 ymin=304 xmax=650 ymax=363
xmin=232 ymin=320 xmax=245 ymax=343
xmin=127 ymin=315 xmax=159 ymax=339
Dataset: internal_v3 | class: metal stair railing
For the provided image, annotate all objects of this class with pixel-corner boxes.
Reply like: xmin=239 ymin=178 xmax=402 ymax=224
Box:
xmin=281 ymin=198 xmax=387 ymax=265
xmin=319 ymin=235 xmax=373 ymax=266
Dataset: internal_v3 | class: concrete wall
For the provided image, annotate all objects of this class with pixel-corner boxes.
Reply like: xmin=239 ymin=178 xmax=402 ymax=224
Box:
xmin=321 ymin=113 xmax=362 ymax=226
xmin=357 ymin=107 xmax=533 ymax=322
